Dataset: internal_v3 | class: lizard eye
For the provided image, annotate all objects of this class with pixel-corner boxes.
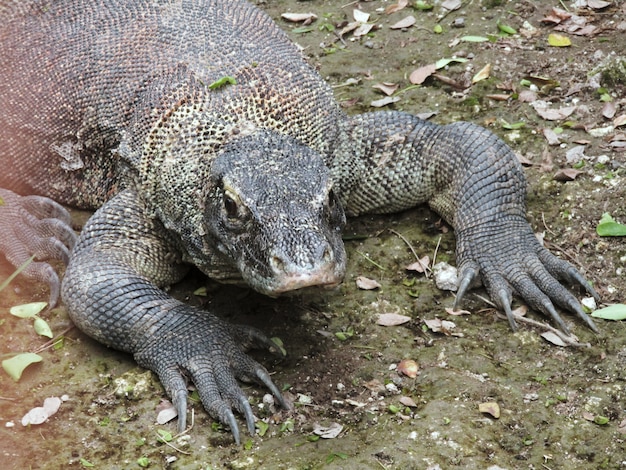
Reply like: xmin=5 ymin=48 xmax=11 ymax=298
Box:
xmin=223 ymin=192 xmax=239 ymax=218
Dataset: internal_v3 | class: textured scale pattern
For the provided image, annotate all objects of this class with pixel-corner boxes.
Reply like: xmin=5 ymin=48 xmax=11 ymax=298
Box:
xmin=0 ymin=0 xmax=599 ymax=442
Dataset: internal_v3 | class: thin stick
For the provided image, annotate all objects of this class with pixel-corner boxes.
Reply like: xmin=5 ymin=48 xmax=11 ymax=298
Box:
xmin=389 ymin=229 xmax=430 ymax=278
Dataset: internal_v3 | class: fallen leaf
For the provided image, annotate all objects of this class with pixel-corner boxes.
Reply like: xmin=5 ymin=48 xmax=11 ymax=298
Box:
xmin=602 ymin=101 xmax=617 ymax=119
xmin=409 ymin=63 xmax=436 ymax=84
xmin=441 ymin=0 xmax=462 ymax=11
xmin=424 ymin=318 xmax=460 ymax=336
xmin=531 ymin=102 xmax=576 ymax=121
xmin=472 ymin=63 xmax=491 ymax=83
xmin=313 ymin=422 xmax=343 ymax=439
xmin=583 ymin=411 xmax=595 ymax=422
xmin=397 ymin=359 xmax=419 ymax=378
xmin=542 ymin=128 xmax=561 ymax=145
xmin=376 ymin=313 xmax=412 ymax=326
xmin=356 ymin=276 xmax=381 ymax=290
xmin=540 ymin=331 xmax=567 ymax=347
xmin=548 ymin=33 xmax=571 ymax=47
xmin=553 ymin=168 xmax=583 ymax=181
xmin=435 ymin=57 xmax=468 ymax=69
xmin=406 ymin=255 xmax=430 ymax=273
xmin=518 ymin=90 xmax=537 ymax=103
xmin=281 ymin=12 xmax=318 ymax=23
xmin=371 ymin=96 xmax=400 ymax=107
xmin=614 ymin=115 xmax=626 ymax=127
xmin=372 ymin=82 xmax=399 ymax=96
xmin=591 ymin=304 xmax=626 ymax=320
xmin=445 ymin=307 xmax=471 ymax=316
xmin=479 ymin=402 xmax=500 ymax=418
xmin=587 ymin=0 xmax=611 ymax=9
xmin=354 ymin=22 xmax=375 ymax=37
xmin=353 ymin=9 xmax=370 ymax=23
xmin=385 ymin=0 xmax=408 ymax=14
xmin=390 ymin=15 xmax=416 ymax=30
xmin=399 ymin=396 xmax=418 ymax=407
xmin=21 ymin=397 xmax=62 ymax=426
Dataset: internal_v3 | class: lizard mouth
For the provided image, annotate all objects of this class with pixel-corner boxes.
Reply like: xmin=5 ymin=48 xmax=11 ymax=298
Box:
xmin=269 ymin=271 xmax=344 ymax=295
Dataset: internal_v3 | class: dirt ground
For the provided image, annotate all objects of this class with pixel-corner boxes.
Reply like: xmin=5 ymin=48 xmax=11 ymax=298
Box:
xmin=1 ymin=0 xmax=626 ymax=469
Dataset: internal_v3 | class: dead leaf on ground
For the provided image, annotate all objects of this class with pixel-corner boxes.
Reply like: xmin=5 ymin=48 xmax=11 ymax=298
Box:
xmin=541 ymin=331 xmax=568 ymax=347
xmin=353 ymin=9 xmax=370 ymax=23
xmin=445 ymin=307 xmax=471 ymax=316
xmin=313 ymin=422 xmax=343 ymax=439
xmin=371 ymin=96 xmax=400 ymax=107
xmin=542 ymin=128 xmax=561 ymax=145
xmin=424 ymin=318 xmax=462 ymax=336
xmin=372 ymin=82 xmax=399 ymax=96
xmin=390 ymin=15 xmax=416 ymax=30
xmin=397 ymin=359 xmax=419 ymax=378
xmin=376 ymin=313 xmax=412 ymax=326
xmin=587 ymin=0 xmax=611 ymax=10
xmin=531 ymin=102 xmax=576 ymax=121
xmin=406 ymin=255 xmax=430 ymax=273
xmin=472 ymin=63 xmax=491 ymax=83
xmin=614 ymin=115 xmax=626 ymax=127
xmin=356 ymin=276 xmax=381 ymax=290
xmin=399 ymin=396 xmax=418 ymax=407
xmin=554 ymin=168 xmax=583 ymax=181
xmin=281 ymin=12 xmax=318 ymax=24
xmin=479 ymin=402 xmax=501 ymax=418
xmin=518 ymin=90 xmax=537 ymax=103
xmin=441 ymin=0 xmax=462 ymax=11
xmin=602 ymin=102 xmax=617 ymax=119
xmin=385 ymin=0 xmax=408 ymax=14
xmin=409 ymin=63 xmax=436 ymax=85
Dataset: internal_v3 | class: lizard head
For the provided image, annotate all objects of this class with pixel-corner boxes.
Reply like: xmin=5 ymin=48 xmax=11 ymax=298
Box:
xmin=200 ymin=129 xmax=347 ymax=295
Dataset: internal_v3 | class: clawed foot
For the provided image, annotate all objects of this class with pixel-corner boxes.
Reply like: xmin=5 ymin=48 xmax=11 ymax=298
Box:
xmin=0 ymin=189 xmax=77 ymax=307
xmin=454 ymin=218 xmax=599 ymax=334
xmin=134 ymin=308 xmax=290 ymax=444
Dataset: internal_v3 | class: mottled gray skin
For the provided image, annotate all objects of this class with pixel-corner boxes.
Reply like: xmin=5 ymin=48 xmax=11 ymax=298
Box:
xmin=0 ymin=0 xmax=598 ymax=442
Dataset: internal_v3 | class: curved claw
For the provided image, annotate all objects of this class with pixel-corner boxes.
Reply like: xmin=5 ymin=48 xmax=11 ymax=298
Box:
xmin=454 ymin=264 xmax=479 ymax=310
xmin=497 ymin=288 xmax=517 ymax=332
xmin=174 ymin=389 xmax=188 ymax=433
xmin=255 ymin=367 xmax=291 ymax=410
xmin=566 ymin=266 xmax=600 ymax=302
xmin=240 ymin=396 xmax=256 ymax=437
xmin=224 ymin=408 xmax=240 ymax=445
xmin=542 ymin=301 xmax=570 ymax=335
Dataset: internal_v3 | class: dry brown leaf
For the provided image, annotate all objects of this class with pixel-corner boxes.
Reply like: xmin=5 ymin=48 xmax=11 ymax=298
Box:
xmin=541 ymin=331 xmax=567 ymax=347
xmin=281 ymin=12 xmax=318 ymax=23
xmin=442 ymin=0 xmax=462 ymax=11
xmin=376 ymin=313 xmax=412 ymax=326
xmin=424 ymin=318 xmax=461 ymax=336
xmin=587 ymin=0 xmax=611 ymax=9
xmin=532 ymin=103 xmax=576 ymax=121
xmin=353 ymin=9 xmax=370 ymax=23
xmin=582 ymin=411 xmax=595 ymax=422
xmin=614 ymin=114 xmax=626 ymax=127
xmin=479 ymin=402 xmax=501 ymax=419
xmin=399 ymin=396 xmax=418 ymax=407
xmin=385 ymin=0 xmax=408 ymax=15
xmin=406 ymin=255 xmax=430 ymax=273
xmin=409 ymin=63 xmax=436 ymax=85
xmin=354 ymin=23 xmax=375 ymax=37
xmin=472 ymin=64 xmax=491 ymax=84
xmin=602 ymin=102 xmax=617 ymax=119
xmin=445 ymin=307 xmax=471 ymax=316
xmin=390 ymin=15 xmax=416 ymax=30
xmin=372 ymin=82 xmax=399 ymax=96
xmin=554 ymin=168 xmax=583 ymax=181
xmin=485 ymin=94 xmax=511 ymax=101
xmin=542 ymin=128 xmax=561 ymax=146
xmin=371 ymin=96 xmax=400 ymax=107
xmin=356 ymin=276 xmax=381 ymax=290
xmin=397 ymin=359 xmax=419 ymax=378
xmin=518 ymin=90 xmax=538 ymax=103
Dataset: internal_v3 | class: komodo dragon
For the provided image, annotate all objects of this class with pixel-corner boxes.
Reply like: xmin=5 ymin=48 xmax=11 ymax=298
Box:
xmin=0 ymin=0 xmax=599 ymax=443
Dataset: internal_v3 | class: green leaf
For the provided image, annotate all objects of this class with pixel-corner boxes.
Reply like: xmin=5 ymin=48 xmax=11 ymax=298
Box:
xmin=597 ymin=213 xmax=626 ymax=236
xmin=435 ymin=57 xmax=468 ymax=69
xmin=292 ymin=26 xmax=314 ymax=34
xmin=594 ymin=415 xmax=609 ymax=425
xmin=270 ymin=336 xmax=287 ymax=357
xmin=80 ymin=458 xmax=95 ymax=468
xmin=10 ymin=302 xmax=48 ymax=318
xmin=591 ymin=304 xmax=626 ymax=321
xmin=501 ymin=120 xmax=526 ymax=130
xmin=414 ymin=1 xmax=434 ymax=10
xmin=33 ymin=316 xmax=53 ymax=338
xmin=497 ymin=23 xmax=517 ymax=35
xmin=460 ymin=36 xmax=489 ymax=43
xmin=433 ymin=24 xmax=443 ymax=34
xmin=156 ymin=429 xmax=173 ymax=442
xmin=137 ymin=457 xmax=150 ymax=468
xmin=256 ymin=420 xmax=269 ymax=437
xmin=207 ymin=76 xmax=236 ymax=90
xmin=2 ymin=352 xmax=43 ymax=381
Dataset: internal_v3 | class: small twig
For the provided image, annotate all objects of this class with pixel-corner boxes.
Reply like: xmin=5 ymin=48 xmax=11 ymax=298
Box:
xmin=432 ymin=236 xmax=442 ymax=268
xmin=389 ymin=229 xmax=430 ymax=278
xmin=156 ymin=432 xmax=191 ymax=455
xmin=356 ymin=251 xmax=386 ymax=271
xmin=0 ymin=396 xmax=17 ymax=402
xmin=541 ymin=212 xmax=556 ymax=237
xmin=33 ymin=326 xmax=75 ymax=354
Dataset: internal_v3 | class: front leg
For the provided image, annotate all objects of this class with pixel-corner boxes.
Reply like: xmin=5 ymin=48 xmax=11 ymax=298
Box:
xmin=62 ymin=189 xmax=287 ymax=443
xmin=330 ymin=112 xmax=599 ymax=332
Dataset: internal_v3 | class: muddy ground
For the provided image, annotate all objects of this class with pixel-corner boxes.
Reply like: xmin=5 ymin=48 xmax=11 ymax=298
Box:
xmin=1 ymin=0 xmax=626 ymax=469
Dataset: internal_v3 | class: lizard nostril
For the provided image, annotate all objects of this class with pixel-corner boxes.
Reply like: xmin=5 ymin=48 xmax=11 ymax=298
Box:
xmin=270 ymin=255 xmax=285 ymax=274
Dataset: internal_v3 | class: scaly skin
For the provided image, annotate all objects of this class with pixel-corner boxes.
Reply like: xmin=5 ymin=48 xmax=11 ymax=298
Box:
xmin=0 ymin=0 xmax=599 ymax=442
